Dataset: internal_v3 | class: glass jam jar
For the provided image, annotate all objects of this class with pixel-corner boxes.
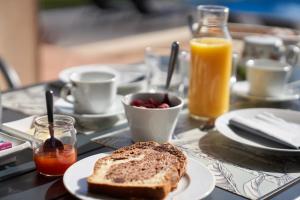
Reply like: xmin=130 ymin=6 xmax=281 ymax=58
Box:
xmin=32 ymin=115 xmax=77 ymax=176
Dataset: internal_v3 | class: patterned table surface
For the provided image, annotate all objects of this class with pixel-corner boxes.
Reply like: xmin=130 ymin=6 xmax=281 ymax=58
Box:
xmin=92 ymin=126 xmax=300 ymax=200
xmin=2 ymin=83 xmax=300 ymax=200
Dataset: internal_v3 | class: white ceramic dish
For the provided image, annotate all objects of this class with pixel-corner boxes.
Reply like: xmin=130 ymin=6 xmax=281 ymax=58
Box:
xmin=55 ymin=95 xmax=124 ymax=119
xmin=54 ymin=95 xmax=124 ymax=129
xmin=63 ymin=153 xmax=215 ymax=200
xmin=232 ymin=81 xmax=299 ymax=102
xmin=122 ymin=93 xmax=183 ymax=143
xmin=0 ymin=132 xmax=31 ymax=161
xmin=215 ymin=108 xmax=300 ymax=152
xmin=59 ymin=64 xmax=148 ymax=95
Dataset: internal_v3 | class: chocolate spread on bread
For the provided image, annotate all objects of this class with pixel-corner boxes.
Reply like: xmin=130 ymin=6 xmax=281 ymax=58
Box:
xmin=87 ymin=141 xmax=187 ymax=199
xmin=106 ymin=149 xmax=179 ymax=182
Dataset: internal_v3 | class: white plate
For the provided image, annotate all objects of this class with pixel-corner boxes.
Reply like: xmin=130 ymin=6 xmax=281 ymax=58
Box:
xmin=63 ymin=153 xmax=215 ymax=200
xmin=216 ymin=108 xmax=300 ymax=152
xmin=55 ymin=95 xmax=124 ymax=119
xmin=59 ymin=64 xmax=148 ymax=95
xmin=232 ymin=81 xmax=299 ymax=102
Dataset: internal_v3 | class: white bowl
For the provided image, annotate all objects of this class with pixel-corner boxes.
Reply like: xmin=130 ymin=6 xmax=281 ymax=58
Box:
xmin=122 ymin=93 xmax=184 ymax=143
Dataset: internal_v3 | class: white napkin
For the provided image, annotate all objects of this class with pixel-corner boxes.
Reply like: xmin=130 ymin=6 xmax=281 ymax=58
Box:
xmin=1 ymin=116 xmax=36 ymax=141
xmin=229 ymin=112 xmax=300 ymax=149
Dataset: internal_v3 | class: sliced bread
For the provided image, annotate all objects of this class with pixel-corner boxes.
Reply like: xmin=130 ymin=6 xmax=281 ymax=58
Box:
xmin=87 ymin=141 xmax=187 ymax=199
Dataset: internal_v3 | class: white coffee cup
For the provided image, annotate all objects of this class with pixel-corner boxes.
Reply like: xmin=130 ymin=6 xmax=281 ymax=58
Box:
xmin=246 ymin=59 xmax=292 ymax=97
xmin=61 ymin=70 xmax=117 ymax=114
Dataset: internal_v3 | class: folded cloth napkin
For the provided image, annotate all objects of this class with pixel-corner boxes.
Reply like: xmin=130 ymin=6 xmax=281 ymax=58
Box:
xmin=229 ymin=112 xmax=300 ymax=149
xmin=1 ymin=116 xmax=36 ymax=142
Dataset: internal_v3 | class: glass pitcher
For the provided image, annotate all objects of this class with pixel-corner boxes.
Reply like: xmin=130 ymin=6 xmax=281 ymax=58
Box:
xmin=188 ymin=5 xmax=232 ymax=121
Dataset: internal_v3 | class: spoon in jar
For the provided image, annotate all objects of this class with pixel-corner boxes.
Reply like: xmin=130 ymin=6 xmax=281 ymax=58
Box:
xmin=163 ymin=41 xmax=180 ymax=105
xmin=43 ymin=90 xmax=64 ymax=151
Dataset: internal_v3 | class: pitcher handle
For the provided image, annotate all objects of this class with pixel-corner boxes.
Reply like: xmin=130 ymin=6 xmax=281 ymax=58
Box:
xmin=286 ymin=45 xmax=300 ymax=66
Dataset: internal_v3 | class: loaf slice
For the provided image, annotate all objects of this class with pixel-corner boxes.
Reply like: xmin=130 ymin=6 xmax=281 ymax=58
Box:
xmin=87 ymin=141 xmax=187 ymax=199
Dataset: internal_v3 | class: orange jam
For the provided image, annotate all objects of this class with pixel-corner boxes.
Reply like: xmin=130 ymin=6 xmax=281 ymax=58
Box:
xmin=33 ymin=144 xmax=77 ymax=176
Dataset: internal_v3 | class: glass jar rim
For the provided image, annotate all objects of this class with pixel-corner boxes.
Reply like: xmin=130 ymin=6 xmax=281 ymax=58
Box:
xmin=197 ymin=5 xmax=229 ymax=13
xmin=34 ymin=114 xmax=75 ymax=128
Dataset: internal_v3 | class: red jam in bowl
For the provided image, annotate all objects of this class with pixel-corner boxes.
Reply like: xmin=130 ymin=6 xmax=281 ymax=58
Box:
xmin=130 ymin=98 xmax=170 ymax=109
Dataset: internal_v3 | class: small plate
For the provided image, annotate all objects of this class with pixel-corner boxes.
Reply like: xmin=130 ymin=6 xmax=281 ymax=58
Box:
xmin=216 ymin=108 xmax=300 ymax=152
xmin=55 ymin=94 xmax=125 ymax=130
xmin=54 ymin=95 xmax=125 ymax=130
xmin=59 ymin=64 xmax=148 ymax=95
xmin=232 ymin=81 xmax=299 ymax=102
xmin=63 ymin=153 xmax=215 ymax=200
xmin=55 ymin=95 xmax=124 ymax=119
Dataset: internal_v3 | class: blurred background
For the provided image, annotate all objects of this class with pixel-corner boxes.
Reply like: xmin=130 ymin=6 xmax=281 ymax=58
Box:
xmin=0 ymin=0 xmax=300 ymax=90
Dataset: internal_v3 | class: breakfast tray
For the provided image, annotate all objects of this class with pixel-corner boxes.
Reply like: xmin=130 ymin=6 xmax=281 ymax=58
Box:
xmin=92 ymin=126 xmax=300 ymax=200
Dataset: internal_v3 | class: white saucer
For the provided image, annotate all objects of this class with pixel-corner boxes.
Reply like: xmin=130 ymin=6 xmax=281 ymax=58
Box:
xmin=232 ymin=81 xmax=299 ymax=102
xmin=216 ymin=108 xmax=300 ymax=153
xmin=63 ymin=153 xmax=215 ymax=200
xmin=55 ymin=95 xmax=125 ymax=129
xmin=59 ymin=64 xmax=148 ymax=95
xmin=54 ymin=95 xmax=124 ymax=119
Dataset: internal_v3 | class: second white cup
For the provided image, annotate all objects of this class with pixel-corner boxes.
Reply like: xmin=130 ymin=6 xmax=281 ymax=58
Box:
xmin=61 ymin=70 xmax=117 ymax=114
xmin=246 ymin=59 xmax=292 ymax=97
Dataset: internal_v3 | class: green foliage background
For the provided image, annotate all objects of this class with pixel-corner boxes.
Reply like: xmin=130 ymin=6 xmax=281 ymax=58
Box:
xmin=40 ymin=0 xmax=90 ymax=9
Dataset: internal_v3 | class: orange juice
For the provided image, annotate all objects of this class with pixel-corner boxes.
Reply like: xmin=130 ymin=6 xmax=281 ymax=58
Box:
xmin=188 ymin=37 xmax=232 ymax=119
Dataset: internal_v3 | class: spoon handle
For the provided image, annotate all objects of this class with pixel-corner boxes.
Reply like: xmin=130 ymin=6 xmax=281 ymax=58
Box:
xmin=166 ymin=41 xmax=180 ymax=90
xmin=46 ymin=90 xmax=54 ymax=124
xmin=45 ymin=90 xmax=54 ymax=140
